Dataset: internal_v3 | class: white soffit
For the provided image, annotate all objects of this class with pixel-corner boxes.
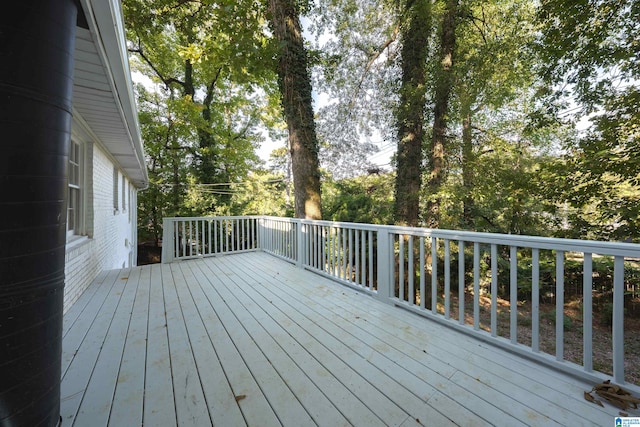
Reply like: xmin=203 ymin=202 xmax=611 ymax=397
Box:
xmin=74 ymin=0 xmax=148 ymax=189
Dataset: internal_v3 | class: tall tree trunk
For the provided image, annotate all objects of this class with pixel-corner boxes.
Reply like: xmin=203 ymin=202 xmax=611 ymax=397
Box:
xmin=268 ymin=0 xmax=322 ymax=219
xmin=461 ymin=99 xmax=475 ymax=229
xmin=425 ymin=0 xmax=458 ymax=228
xmin=394 ymin=0 xmax=431 ymax=227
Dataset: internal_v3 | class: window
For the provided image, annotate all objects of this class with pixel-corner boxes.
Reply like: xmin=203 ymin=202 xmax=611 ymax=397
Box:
xmin=68 ymin=140 xmax=82 ymax=237
xmin=113 ymin=166 xmax=119 ymax=212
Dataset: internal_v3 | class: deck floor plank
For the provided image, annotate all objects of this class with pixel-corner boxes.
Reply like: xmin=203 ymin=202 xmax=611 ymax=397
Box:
xmin=229 ymin=254 xmax=522 ymax=426
xmin=143 ymin=263 xmax=177 ymax=426
xmin=186 ymin=260 xmax=375 ymax=427
xmin=249 ymin=254 xmax=611 ymax=426
xmin=189 ymin=257 xmax=391 ymax=426
xmin=184 ymin=259 xmax=281 ymax=427
xmin=73 ymin=267 xmax=141 ymax=426
xmin=162 ymin=263 xmax=212 ymax=426
xmin=109 ymin=264 xmax=152 ymax=426
xmin=60 ymin=268 xmax=131 ymax=425
xmin=207 ymin=256 xmax=451 ymax=427
xmin=62 ymin=269 xmax=109 ymax=336
xmin=61 ymin=268 xmax=121 ymax=376
xmin=188 ymin=261 xmax=317 ymax=426
xmin=61 ymin=252 xmax=622 ymax=427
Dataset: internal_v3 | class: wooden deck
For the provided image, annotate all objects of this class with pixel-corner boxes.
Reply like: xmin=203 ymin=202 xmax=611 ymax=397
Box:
xmin=61 ymin=252 xmax=621 ymax=426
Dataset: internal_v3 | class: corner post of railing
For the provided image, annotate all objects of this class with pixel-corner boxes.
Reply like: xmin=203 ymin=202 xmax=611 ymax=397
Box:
xmin=257 ymin=216 xmax=264 ymax=251
xmin=295 ymin=219 xmax=305 ymax=268
xmin=161 ymin=217 xmax=174 ymax=263
xmin=376 ymin=227 xmax=393 ymax=304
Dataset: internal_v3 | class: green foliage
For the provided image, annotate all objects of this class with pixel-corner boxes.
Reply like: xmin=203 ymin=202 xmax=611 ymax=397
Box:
xmin=322 ymin=172 xmax=395 ymax=224
xmin=535 ymin=0 xmax=640 ymax=242
xmin=124 ymin=0 xmax=282 ymax=239
xmin=129 ymin=0 xmax=640 ymax=249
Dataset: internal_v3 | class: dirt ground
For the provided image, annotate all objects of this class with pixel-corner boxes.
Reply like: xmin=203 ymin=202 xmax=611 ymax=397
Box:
xmin=137 ymin=243 xmax=162 ymax=265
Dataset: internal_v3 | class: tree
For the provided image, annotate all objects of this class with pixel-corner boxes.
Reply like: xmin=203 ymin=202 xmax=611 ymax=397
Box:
xmin=267 ymin=0 xmax=323 ymax=219
xmin=124 ymin=0 xmax=273 ymax=215
xmin=394 ymin=0 xmax=431 ymax=227
xmin=424 ymin=0 xmax=458 ymax=228
xmin=136 ymin=85 xmax=191 ymax=245
xmin=453 ymin=0 xmax=539 ymax=229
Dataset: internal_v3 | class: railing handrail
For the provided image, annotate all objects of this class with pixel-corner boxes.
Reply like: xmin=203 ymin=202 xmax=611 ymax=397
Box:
xmin=258 ymin=216 xmax=640 ymax=258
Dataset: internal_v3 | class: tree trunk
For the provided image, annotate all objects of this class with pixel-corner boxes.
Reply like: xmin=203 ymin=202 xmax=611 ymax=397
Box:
xmin=268 ymin=0 xmax=322 ymax=219
xmin=394 ymin=0 xmax=431 ymax=227
xmin=425 ymin=0 xmax=458 ymax=228
xmin=461 ymin=100 xmax=475 ymax=229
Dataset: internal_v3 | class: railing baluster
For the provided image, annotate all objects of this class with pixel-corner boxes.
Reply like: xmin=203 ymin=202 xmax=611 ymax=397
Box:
xmin=408 ymin=235 xmax=414 ymax=305
xmin=459 ymin=240 xmax=465 ymax=325
xmin=180 ymin=221 xmax=187 ymax=257
xmin=510 ymin=245 xmax=518 ymax=344
xmin=361 ymin=230 xmax=366 ymax=287
xmin=431 ymin=237 xmax=437 ymax=314
xmin=219 ymin=220 xmax=224 ymax=253
xmin=532 ymin=248 xmax=540 ymax=352
xmin=335 ymin=227 xmax=340 ymax=276
xmin=331 ymin=226 xmax=335 ymax=273
xmin=613 ymin=256 xmax=625 ymax=383
xmin=556 ymin=250 xmax=565 ymax=361
xmin=368 ymin=230 xmax=374 ymax=289
xmin=420 ymin=237 xmax=425 ymax=309
xmin=583 ymin=253 xmax=593 ymax=371
xmin=473 ymin=242 xmax=480 ymax=331
xmin=195 ymin=220 xmax=200 ymax=255
xmin=241 ymin=219 xmax=245 ymax=251
xmin=174 ymin=220 xmax=180 ymax=260
xmin=399 ymin=235 xmax=405 ymax=301
xmin=491 ymin=244 xmax=498 ymax=337
xmin=444 ymin=239 xmax=450 ymax=318
xmin=322 ymin=226 xmax=327 ymax=272
xmin=340 ymin=227 xmax=345 ymax=279
xmin=316 ymin=225 xmax=320 ymax=269
xmin=390 ymin=233 xmax=396 ymax=299
xmin=355 ymin=230 xmax=360 ymax=285
xmin=348 ymin=229 xmax=358 ymax=283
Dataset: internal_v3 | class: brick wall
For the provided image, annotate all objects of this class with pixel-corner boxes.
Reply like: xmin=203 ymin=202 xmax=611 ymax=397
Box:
xmin=63 ymin=143 xmax=138 ymax=313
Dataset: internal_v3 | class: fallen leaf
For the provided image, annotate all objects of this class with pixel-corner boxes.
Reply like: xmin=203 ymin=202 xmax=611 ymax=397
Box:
xmin=584 ymin=391 xmax=604 ymax=407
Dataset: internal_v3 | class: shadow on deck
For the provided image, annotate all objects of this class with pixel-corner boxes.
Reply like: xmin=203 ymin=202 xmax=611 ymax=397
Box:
xmin=61 ymin=252 xmax=625 ymax=426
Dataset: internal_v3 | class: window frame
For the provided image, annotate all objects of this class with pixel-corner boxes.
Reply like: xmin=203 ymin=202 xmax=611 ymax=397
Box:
xmin=67 ymin=139 xmax=84 ymax=239
xmin=113 ymin=166 xmax=119 ymax=213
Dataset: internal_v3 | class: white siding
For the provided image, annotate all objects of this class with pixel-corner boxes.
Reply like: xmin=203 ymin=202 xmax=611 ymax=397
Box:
xmin=64 ymin=143 xmax=138 ymax=313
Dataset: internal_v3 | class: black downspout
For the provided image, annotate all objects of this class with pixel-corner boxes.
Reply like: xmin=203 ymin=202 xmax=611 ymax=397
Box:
xmin=0 ymin=1 xmax=77 ymax=426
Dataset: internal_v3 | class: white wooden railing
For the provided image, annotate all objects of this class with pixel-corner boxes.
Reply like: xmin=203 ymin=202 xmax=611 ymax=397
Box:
xmin=162 ymin=215 xmax=640 ymax=387
xmin=161 ymin=216 xmax=259 ymax=263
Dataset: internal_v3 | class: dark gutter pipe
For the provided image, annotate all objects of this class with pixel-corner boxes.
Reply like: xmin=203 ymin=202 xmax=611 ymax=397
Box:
xmin=0 ymin=1 xmax=77 ymax=426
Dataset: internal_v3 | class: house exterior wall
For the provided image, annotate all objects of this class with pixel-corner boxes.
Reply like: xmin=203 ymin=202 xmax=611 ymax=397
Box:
xmin=64 ymin=128 xmax=138 ymax=313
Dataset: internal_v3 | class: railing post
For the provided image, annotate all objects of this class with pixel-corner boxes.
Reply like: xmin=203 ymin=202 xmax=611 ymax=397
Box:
xmin=257 ymin=217 xmax=264 ymax=251
xmin=296 ymin=220 xmax=304 ymax=268
xmin=376 ymin=228 xmax=393 ymax=304
xmin=161 ymin=218 xmax=174 ymax=263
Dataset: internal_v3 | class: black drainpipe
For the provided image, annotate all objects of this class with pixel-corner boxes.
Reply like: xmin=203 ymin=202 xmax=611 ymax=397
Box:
xmin=0 ymin=1 xmax=77 ymax=426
